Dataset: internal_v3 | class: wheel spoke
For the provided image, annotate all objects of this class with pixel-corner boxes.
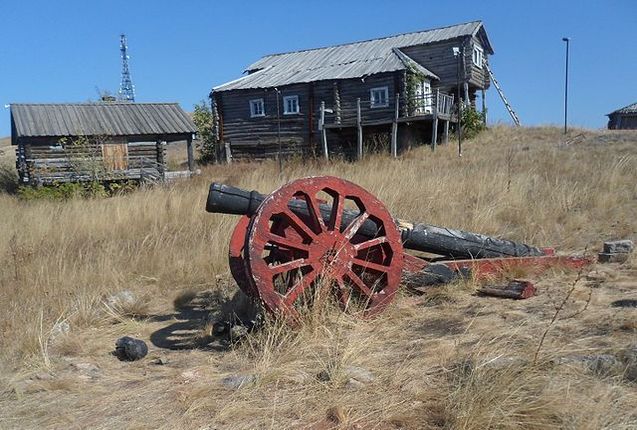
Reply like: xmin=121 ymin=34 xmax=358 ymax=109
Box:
xmin=282 ymin=208 xmax=317 ymax=240
xmin=267 ymin=233 xmax=310 ymax=252
xmin=336 ymin=277 xmax=351 ymax=310
xmin=284 ymin=269 xmax=320 ymax=306
xmin=304 ymin=193 xmax=327 ymax=233
xmin=353 ymin=236 xmax=387 ymax=251
xmin=343 ymin=212 xmax=369 ymax=240
xmin=346 ymin=270 xmax=374 ymax=298
xmin=269 ymin=258 xmax=309 ymax=275
xmin=353 ymin=259 xmax=390 ymax=274
xmin=329 ymin=193 xmax=343 ymax=232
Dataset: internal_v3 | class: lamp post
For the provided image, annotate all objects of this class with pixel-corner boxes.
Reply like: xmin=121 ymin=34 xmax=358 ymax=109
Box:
xmin=562 ymin=37 xmax=570 ymax=134
xmin=452 ymin=46 xmax=462 ymax=157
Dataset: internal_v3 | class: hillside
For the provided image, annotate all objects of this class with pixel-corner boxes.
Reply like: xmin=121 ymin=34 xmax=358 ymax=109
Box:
xmin=0 ymin=126 xmax=636 ymax=429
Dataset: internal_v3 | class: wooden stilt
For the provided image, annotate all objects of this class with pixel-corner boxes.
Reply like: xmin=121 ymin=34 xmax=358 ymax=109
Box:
xmin=186 ymin=136 xmax=194 ymax=171
xmin=443 ymin=120 xmax=449 ymax=145
xmin=431 ymin=89 xmax=439 ymax=151
xmin=481 ymin=88 xmax=487 ymax=124
xmin=356 ymin=98 xmax=363 ymax=161
xmin=320 ymin=102 xmax=328 ymax=160
xmin=391 ymin=93 xmax=399 ymax=157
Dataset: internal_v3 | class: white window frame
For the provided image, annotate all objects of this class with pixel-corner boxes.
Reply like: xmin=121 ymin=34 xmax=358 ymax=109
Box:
xmin=370 ymin=86 xmax=389 ymax=108
xmin=283 ymin=95 xmax=300 ymax=115
xmin=473 ymin=45 xmax=484 ymax=68
xmin=250 ymin=98 xmax=265 ymax=117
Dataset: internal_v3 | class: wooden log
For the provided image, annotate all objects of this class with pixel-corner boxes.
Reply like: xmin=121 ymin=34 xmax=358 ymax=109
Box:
xmin=431 ymin=89 xmax=439 ymax=151
xmin=478 ymin=279 xmax=536 ymax=299
xmin=443 ymin=120 xmax=449 ymax=145
xmin=320 ymin=101 xmax=328 ymax=160
xmin=186 ymin=137 xmax=194 ymax=171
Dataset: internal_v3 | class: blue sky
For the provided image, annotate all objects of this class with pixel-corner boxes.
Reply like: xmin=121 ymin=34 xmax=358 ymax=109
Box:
xmin=1 ymin=0 xmax=635 ymax=136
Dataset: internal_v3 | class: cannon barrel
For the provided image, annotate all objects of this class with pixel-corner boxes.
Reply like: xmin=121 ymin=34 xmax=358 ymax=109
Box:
xmin=206 ymin=182 xmax=545 ymax=259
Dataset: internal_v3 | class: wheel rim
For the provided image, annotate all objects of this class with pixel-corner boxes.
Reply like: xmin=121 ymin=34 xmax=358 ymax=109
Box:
xmin=245 ymin=176 xmax=403 ymax=319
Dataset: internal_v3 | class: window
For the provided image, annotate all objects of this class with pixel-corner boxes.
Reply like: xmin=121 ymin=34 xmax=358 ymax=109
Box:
xmin=370 ymin=86 xmax=389 ymax=108
xmin=283 ymin=95 xmax=299 ymax=115
xmin=473 ymin=45 xmax=484 ymax=68
xmin=250 ymin=99 xmax=265 ymax=117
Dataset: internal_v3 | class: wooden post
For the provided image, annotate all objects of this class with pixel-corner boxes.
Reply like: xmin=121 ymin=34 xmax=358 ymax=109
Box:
xmin=333 ymin=82 xmax=341 ymax=124
xmin=431 ymin=89 xmax=439 ymax=151
xmin=391 ymin=93 xmax=399 ymax=158
xmin=186 ymin=136 xmax=194 ymax=172
xmin=356 ymin=98 xmax=363 ymax=161
xmin=320 ymin=101 xmax=328 ymax=160
xmin=224 ymin=141 xmax=232 ymax=164
xmin=156 ymin=140 xmax=166 ymax=178
xmin=443 ymin=120 xmax=449 ymax=145
xmin=481 ymin=88 xmax=487 ymax=125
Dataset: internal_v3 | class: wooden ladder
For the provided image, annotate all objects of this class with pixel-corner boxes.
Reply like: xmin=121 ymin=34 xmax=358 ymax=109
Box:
xmin=485 ymin=62 xmax=521 ymax=126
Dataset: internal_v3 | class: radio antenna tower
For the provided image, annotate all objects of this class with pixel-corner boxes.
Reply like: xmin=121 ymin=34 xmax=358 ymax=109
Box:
xmin=118 ymin=34 xmax=135 ymax=102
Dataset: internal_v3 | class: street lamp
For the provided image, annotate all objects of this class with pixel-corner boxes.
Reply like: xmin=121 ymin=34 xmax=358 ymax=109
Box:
xmin=452 ymin=46 xmax=462 ymax=157
xmin=562 ymin=37 xmax=570 ymax=134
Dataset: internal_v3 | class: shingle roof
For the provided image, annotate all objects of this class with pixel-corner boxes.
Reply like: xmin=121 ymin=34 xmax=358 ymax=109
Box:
xmin=214 ymin=21 xmax=490 ymax=92
xmin=11 ymin=103 xmax=197 ymax=139
xmin=608 ymin=102 xmax=637 ymax=116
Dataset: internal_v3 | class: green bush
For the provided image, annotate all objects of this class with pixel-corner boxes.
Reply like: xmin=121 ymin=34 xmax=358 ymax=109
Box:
xmin=17 ymin=181 xmax=109 ymax=200
xmin=461 ymin=106 xmax=487 ymax=140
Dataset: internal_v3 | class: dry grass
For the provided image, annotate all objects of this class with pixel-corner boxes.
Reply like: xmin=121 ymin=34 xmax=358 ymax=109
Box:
xmin=0 ymin=126 xmax=636 ymax=429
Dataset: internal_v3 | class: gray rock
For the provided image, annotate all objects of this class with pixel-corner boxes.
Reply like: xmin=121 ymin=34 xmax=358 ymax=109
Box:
xmin=229 ymin=324 xmax=249 ymax=341
xmin=50 ymin=321 xmax=70 ymax=341
xmin=220 ymin=374 xmax=256 ymax=390
xmin=114 ymin=336 xmax=148 ymax=361
xmin=106 ymin=290 xmax=137 ymax=308
xmin=33 ymin=372 xmax=54 ymax=381
xmin=603 ymin=240 xmax=634 ymax=254
xmin=344 ymin=366 xmax=375 ymax=383
xmin=316 ymin=370 xmax=331 ymax=382
xmin=153 ymin=356 xmax=169 ymax=365
xmin=345 ymin=378 xmax=365 ymax=390
xmin=70 ymin=362 xmax=101 ymax=380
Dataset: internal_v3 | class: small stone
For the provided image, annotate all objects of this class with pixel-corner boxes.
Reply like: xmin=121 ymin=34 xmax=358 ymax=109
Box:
xmin=603 ymin=240 xmax=634 ymax=254
xmin=33 ymin=372 xmax=54 ymax=381
xmin=220 ymin=374 xmax=256 ymax=390
xmin=114 ymin=336 xmax=148 ymax=361
xmin=345 ymin=378 xmax=365 ymax=390
xmin=153 ymin=356 xmax=169 ymax=365
xmin=344 ymin=366 xmax=375 ymax=383
xmin=106 ymin=290 xmax=137 ymax=308
xmin=70 ymin=362 xmax=101 ymax=380
xmin=316 ymin=370 xmax=331 ymax=382
xmin=598 ymin=252 xmax=629 ymax=264
xmin=50 ymin=321 xmax=70 ymax=341
xmin=181 ymin=369 xmax=201 ymax=382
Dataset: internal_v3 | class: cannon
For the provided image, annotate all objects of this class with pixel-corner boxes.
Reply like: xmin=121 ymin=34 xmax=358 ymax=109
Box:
xmin=206 ymin=176 xmax=591 ymax=319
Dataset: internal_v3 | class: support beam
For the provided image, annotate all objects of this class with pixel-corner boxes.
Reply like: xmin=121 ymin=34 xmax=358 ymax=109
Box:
xmin=443 ymin=120 xmax=449 ymax=145
xmin=356 ymin=98 xmax=363 ymax=161
xmin=431 ymin=89 xmax=439 ymax=151
xmin=156 ymin=140 xmax=166 ymax=178
xmin=320 ymin=101 xmax=328 ymax=160
xmin=391 ymin=93 xmax=399 ymax=158
xmin=186 ymin=136 xmax=194 ymax=172
xmin=224 ymin=141 xmax=232 ymax=164
xmin=481 ymin=88 xmax=487 ymax=124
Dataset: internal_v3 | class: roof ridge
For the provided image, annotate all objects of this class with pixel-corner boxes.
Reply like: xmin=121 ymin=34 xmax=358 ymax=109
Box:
xmin=10 ymin=102 xmax=180 ymax=106
xmin=257 ymin=20 xmax=482 ymax=61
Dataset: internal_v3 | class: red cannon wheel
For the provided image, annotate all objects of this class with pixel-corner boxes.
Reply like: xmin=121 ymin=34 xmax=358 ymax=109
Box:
xmin=244 ymin=176 xmax=404 ymax=319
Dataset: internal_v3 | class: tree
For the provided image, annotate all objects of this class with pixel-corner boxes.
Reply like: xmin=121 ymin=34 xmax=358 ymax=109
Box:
xmin=193 ymin=100 xmax=218 ymax=164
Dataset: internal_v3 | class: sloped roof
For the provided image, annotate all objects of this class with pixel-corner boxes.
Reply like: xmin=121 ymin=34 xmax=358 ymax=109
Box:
xmin=214 ymin=21 xmax=491 ymax=92
xmin=608 ymin=102 xmax=637 ymax=116
xmin=11 ymin=103 xmax=196 ymax=140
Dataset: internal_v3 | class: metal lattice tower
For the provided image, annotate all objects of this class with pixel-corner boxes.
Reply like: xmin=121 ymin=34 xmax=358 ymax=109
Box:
xmin=118 ymin=34 xmax=135 ymax=102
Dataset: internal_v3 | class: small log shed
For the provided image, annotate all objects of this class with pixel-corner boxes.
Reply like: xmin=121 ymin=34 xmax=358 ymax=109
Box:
xmin=10 ymin=102 xmax=197 ymax=185
xmin=607 ymin=102 xmax=637 ymax=130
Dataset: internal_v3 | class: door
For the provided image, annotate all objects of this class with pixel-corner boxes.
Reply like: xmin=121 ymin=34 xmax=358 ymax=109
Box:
xmin=414 ymin=79 xmax=432 ymax=114
xmin=102 ymin=141 xmax=129 ymax=171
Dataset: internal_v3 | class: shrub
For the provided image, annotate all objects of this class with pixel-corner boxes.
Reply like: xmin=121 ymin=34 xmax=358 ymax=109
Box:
xmin=461 ymin=106 xmax=487 ymax=140
xmin=17 ymin=181 xmax=109 ymax=200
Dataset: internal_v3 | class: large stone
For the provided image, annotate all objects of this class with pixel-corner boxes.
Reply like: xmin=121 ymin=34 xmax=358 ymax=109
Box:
xmin=106 ymin=290 xmax=137 ymax=309
xmin=70 ymin=361 xmax=101 ymax=380
xmin=114 ymin=336 xmax=148 ymax=361
xmin=603 ymin=240 xmax=634 ymax=254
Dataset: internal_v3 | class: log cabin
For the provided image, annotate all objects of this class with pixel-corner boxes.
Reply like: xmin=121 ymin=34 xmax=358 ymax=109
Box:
xmin=607 ymin=102 xmax=637 ymax=130
xmin=10 ymin=103 xmax=197 ymax=185
xmin=211 ymin=21 xmax=493 ymax=160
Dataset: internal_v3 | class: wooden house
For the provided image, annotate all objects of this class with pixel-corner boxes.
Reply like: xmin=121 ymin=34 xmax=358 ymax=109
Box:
xmin=211 ymin=21 xmax=493 ymax=160
xmin=607 ymin=102 xmax=637 ymax=130
xmin=10 ymin=103 xmax=197 ymax=185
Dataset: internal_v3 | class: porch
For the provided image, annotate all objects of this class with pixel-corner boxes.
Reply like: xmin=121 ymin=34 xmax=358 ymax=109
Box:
xmin=319 ymin=91 xmax=457 ymax=159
